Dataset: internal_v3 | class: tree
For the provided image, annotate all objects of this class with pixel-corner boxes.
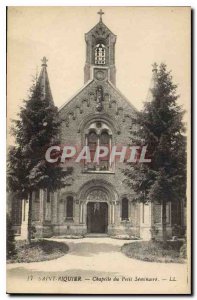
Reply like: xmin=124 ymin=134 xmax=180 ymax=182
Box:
xmin=8 ymin=75 xmax=72 ymax=243
xmin=7 ymin=146 xmax=29 ymax=200
xmin=124 ymin=63 xmax=186 ymax=243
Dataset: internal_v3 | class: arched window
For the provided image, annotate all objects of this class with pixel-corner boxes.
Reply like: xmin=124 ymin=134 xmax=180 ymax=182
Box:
xmin=100 ymin=131 xmax=110 ymax=145
xmin=85 ymin=122 xmax=112 ymax=172
xmin=88 ymin=131 xmax=97 ymax=149
xmin=95 ymin=44 xmax=106 ymax=65
xmin=100 ymin=131 xmax=110 ymax=171
xmin=122 ymin=198 xmax=129 ymax=220
xmin=66 ymin=196 xmax=74 ymax=219
xmin=87 ymin=130 xmax=97 ymax=170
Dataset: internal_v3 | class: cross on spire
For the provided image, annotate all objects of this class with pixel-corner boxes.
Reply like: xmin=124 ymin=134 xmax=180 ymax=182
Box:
xmin=41 ymin=56 xmax=48 ymax=67
xmin=152 ymin=62 xmax=158 ymax=72
xmin=97 ymin=9 xmax=104 ymax=22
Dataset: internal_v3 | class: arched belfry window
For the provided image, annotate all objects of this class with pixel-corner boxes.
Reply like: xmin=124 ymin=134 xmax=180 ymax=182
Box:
xmin=95 ymin=44 xmax=106 ymax=65
xmin=66 ymin=196 xmax=74 ymax=219
xmin=121 ymin=198 xmax=129 ymax=220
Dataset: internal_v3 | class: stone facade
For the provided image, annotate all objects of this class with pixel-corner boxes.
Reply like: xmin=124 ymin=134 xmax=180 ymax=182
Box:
xmin=16 ymin=15 xmax=185 ymax=240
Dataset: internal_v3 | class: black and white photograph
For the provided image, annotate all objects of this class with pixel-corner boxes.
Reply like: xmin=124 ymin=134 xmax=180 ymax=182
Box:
xmin=6 ymin=6 xmax=191 ymax=294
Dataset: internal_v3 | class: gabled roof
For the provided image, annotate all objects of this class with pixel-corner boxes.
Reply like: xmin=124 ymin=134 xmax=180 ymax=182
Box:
xmin=108 ymin=81 xmax=138 ymax=114
xmin=58 ymin=78 xmax=137 ymax=115
xmin=58 ymin=79 xmax=94 ymax=112
xmin=85 ymin=20 xmax=116 ymax=40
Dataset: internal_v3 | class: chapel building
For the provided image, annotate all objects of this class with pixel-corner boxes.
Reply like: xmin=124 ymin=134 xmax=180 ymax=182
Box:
xmin=11 ymin=11 xmax=185 ymax=240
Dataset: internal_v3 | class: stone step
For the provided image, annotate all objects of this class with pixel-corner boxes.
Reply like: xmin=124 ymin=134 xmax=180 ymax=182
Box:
xmin=85 ymin=233 xmax=109 ymax=238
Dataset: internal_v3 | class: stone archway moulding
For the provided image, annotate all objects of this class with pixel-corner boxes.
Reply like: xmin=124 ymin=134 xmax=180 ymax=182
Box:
xmin=78 ymin=179 xmax=119 ymax=225
xmin=78 ymin=179 xmax=119 ymax=203
xmin=78 ymin=113 xmax=121 ymax=137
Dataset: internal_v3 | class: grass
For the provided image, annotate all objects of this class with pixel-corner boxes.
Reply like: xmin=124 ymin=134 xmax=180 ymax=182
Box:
xmin=121 ymin=240 xmax=186 ymax=263
xmin=7 ymin=239 xmax=69 ymax=263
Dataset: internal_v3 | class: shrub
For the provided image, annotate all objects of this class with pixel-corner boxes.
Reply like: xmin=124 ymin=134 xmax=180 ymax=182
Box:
xmin=7 ymin=239 xmax=69 ymax=263
xmin=172 ymin=224 xmax=186 ymax=237
xmin=180 ymin=243 xmax=187 ymax=258
xmin=121 ymin=241 xmax=185 ymax=263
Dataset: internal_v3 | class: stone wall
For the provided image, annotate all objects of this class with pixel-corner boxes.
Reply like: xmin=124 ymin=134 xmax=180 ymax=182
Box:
xmin=50 ymin=79 xmax=139 ymax=236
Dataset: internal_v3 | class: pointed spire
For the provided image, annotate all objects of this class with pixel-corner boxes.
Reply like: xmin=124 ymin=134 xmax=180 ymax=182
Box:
xmin=146 ymin=63 xmax=158 ymax=102
xmin=151 ymin=62 xmax=158 ymax=83
xmin=37 ymin=57 xmax=54 ymax=104
xmin=97 ymin=9 xmax=104 ymax=22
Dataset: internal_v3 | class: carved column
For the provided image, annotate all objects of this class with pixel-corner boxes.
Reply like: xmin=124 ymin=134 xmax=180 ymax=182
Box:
xmin=80 ymin=203 xmax=83 ymax=224
xmin=109 ymin=202 xmax=112 ymax=224
xmin=111 ymin=202 xmax=115 ymax=224
xmin=51 ymin=192 xmax=58 ymax=224
xmin=39 ymin=189 xmax=45 ymax=223
xmin=109 ymin=136 xmax=112 ymax=169
xmin=20 ymin=199 xmax=29 ymax=239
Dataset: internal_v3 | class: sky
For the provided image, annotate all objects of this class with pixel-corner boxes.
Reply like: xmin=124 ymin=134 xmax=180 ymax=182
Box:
xmin=7 ymin=6 xmax=191 ymax=144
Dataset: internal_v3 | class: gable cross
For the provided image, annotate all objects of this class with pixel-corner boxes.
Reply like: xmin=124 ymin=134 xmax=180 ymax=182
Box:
xmin=97 ymin=9 xmax=104 ymax=22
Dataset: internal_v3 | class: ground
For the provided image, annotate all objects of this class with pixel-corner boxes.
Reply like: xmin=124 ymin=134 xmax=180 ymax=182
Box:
xmin=7 ymin=237 xmax=189 ymax=294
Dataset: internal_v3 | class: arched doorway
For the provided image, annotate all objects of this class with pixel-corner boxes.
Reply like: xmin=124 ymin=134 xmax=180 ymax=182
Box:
xmin=78 ymin=180 xmax=119 ymax=234
xmin=87 ymin=202 xmax=108 ymax=233
xmin=86 ymin=189 xmax=109 ymax=233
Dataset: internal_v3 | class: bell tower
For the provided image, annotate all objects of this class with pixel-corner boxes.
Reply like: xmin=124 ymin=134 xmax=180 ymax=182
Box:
xmin=84 ymin=9 xmax=117 ymax=85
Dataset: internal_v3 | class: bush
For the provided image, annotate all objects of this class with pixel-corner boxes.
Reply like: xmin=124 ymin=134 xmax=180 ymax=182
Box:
xmin=180 ymin=243 xmax=187 ymax=258
xmin=7 ymin=239 xmax=69 ymax=263
xmin=121 ymin=241 xmax=185 ymax=263
xmin=6 ymin=214 xmax=16 ymax=259
xmin=172 ymin=224 xmax=186 ymax=237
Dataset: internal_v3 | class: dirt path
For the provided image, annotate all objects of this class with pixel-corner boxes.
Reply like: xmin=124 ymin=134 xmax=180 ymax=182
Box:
xmin=7 ymin=238 xmax=189 ymax=294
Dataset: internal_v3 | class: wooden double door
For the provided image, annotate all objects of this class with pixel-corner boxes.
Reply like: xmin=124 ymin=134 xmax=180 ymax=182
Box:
xmin=87 ymin=202 xmax=108 ymax=233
